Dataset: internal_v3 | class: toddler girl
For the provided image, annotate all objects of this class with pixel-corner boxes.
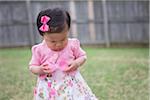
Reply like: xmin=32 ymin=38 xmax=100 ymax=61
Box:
xmin=29 ymin=8 xmax=97 ymax=100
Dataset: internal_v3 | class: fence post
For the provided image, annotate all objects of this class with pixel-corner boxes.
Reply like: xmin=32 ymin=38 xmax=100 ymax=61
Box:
xmin=102 ymin=0 xmax=110 ymax=47
xmin=69 ymin=0 xmax=78 ymax=38
xmin=26 ymin=0 xmax=35 ymax=46
xmin=88 ymin=0 xmax=96 ymax=43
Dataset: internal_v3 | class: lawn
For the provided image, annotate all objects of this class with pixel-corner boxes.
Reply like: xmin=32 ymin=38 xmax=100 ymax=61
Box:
xmin=0 ymin=47 xmax=148 ymax=100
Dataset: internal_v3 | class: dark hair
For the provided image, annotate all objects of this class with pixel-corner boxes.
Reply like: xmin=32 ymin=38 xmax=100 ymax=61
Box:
xmin=37 ymin=8 xmax=71 ymax=36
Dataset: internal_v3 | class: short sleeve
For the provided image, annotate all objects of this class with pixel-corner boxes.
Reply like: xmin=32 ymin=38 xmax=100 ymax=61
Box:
xmin=29 ymin=45 xmax=41 ymax=66
xmin=71 ymin=39 xmax=87 ymax=59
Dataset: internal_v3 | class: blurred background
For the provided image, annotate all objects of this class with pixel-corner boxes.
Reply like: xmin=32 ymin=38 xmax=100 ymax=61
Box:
xmin=0 ymin=0 xmax=148 ymax=47
xmin=0 ymin=0 xmax=149 ymax=100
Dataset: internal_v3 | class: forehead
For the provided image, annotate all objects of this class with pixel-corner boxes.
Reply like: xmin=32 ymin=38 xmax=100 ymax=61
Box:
xmin=44 ymin=32 xmax=67 ymax=41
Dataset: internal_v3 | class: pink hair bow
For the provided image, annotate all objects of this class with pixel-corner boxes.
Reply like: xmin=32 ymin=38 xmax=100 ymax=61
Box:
xmin=39 ymin=15 xmax=50 ymax=32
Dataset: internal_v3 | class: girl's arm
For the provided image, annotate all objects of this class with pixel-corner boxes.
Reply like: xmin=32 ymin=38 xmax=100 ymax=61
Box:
xmin=29 ymin=65 xmax=52 ymax=75
xmin=64 ymin=56 xmax=87 ymax=72
xmin=29 ymin=66 xmax=44 ymax=75
xmin=74 ymin=56 xmax=87 ymax=67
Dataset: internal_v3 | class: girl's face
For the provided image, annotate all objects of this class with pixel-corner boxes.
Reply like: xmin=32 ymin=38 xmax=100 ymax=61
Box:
xmin=43 ymin=31 xmax=68 ymax=51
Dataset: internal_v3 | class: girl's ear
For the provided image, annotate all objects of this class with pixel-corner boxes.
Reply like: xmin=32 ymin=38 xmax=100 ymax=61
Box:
xmin=66 ymin=11 xmax=71 ymax=29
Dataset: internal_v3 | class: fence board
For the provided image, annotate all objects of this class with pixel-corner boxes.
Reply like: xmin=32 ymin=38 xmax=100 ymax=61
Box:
xmin=0 ymin=0 xmax=148 ymax=47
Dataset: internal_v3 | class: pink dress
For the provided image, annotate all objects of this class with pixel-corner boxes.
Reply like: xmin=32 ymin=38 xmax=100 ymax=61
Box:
xmin=29 ymin=38 xmax=98 ymax=100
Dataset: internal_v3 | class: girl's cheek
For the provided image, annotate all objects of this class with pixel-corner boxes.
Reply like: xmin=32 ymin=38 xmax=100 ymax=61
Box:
xmin=47 ymin=43 xmax=55 ymax=48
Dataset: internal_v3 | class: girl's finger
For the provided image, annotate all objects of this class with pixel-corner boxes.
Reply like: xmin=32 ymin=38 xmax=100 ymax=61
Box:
xmin=42 ymin=65 xmax=50 ymax=70
xmin=64 ymin=66 xmax=74 ymax=72
xmin=63 ymin=67 xmax=71 ymax=72
xmin=43 ymin=69 xmax=52 ymax=74
xmin=41 ymin=67 xmax=48 ymax=70
xmin=42 ymin=64 xmax=48 ymax=67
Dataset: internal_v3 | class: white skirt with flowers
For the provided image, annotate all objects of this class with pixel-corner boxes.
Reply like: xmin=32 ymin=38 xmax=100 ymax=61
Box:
xmin=34 ymin=69 xmax=98 ymax=100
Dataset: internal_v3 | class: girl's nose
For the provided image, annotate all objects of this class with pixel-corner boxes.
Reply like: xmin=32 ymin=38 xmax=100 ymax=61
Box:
xmin=55 ymin=42 xmax=62 ymax=47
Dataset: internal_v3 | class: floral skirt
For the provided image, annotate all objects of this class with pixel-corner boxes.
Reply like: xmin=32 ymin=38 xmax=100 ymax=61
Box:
xmin=34 ymin=70 xmax=98 ymax=100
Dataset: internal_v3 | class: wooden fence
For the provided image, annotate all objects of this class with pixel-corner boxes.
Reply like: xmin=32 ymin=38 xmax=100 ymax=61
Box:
xmin=0 ymin=0 xmax=149 ymax=47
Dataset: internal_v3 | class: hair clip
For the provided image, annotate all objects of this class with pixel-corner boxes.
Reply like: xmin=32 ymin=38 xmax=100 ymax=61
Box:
xmin=39 ymin=15 xmax=51 ymax=32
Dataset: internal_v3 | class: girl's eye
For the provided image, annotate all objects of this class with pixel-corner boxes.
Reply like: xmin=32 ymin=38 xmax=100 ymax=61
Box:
xmin=51 ymin=41 xmax=56 ymax=43
xmin=61 ymin=39 xmax=66 ymax=42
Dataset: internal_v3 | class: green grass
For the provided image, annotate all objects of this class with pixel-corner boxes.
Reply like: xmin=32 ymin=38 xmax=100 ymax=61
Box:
xmin=0 ymin=47 xmax=148 ymax=100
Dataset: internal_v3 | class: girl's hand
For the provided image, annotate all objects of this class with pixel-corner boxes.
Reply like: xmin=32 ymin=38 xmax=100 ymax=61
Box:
xmin=64 ymin=61 xmax=80 ymax=73
xmin=41 ymin=65 xmax=52 ymax=74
